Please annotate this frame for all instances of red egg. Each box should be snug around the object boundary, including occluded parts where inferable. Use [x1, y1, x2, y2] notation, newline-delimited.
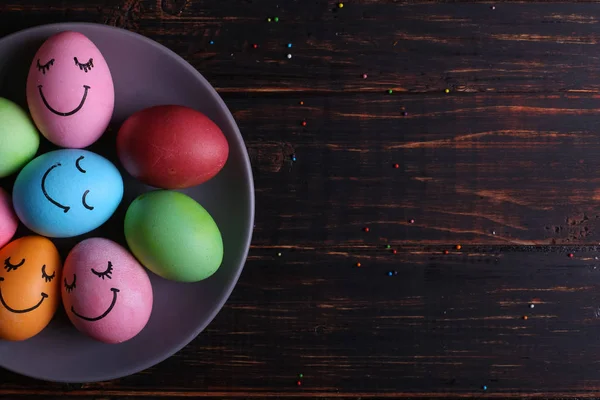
[117, 105, 229, 189]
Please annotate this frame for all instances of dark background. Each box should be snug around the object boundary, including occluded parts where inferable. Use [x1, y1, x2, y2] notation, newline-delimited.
[3, 0, 600, 398]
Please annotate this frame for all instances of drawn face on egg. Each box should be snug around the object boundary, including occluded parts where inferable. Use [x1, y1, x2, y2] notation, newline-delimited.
[42, 154, 95, 213]
[26, 31, 115, 148]
[12, 149, 124, 238]
[0, 236, 61, 341]
[62, 238, 153, 344]
[64, 260, 119, 322]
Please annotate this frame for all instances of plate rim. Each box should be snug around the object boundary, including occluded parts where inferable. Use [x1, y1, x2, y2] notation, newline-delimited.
[0, 22, 255, 383]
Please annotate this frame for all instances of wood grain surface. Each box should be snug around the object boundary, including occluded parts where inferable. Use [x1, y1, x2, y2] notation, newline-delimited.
[2, 0, 600, 398]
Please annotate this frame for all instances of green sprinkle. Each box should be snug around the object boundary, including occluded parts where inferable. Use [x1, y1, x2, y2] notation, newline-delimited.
[299, 373, 304, 378]
[274, 16, 280, 22]
[386, 245, 391, 249]
[387, 89, 393, 94]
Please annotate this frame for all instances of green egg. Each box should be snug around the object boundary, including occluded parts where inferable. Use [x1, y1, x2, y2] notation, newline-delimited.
[124, 190, 224, 282]
[0, 97, 40, 178]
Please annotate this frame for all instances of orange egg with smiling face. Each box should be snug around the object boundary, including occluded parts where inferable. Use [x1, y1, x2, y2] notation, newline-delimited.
[0, 236, 61, 341]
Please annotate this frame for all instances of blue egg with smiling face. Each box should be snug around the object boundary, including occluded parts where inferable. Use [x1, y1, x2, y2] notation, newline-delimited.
[13, 149, 123, 238]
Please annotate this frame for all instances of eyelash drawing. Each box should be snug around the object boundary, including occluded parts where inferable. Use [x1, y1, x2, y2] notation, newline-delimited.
[74, 57, 94, 73]
[91, 261, 113, 280]
[37, 59, 54, 75]
[65, 275, 77, 293]
[41, 265, 55, 283]
[4, 257, 25, 272]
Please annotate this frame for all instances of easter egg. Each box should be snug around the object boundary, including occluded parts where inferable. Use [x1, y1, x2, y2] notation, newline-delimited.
[124, 191, 223, 282]
[117, 105, 229, 189]
[0, 97, 40, 178]
[62, 238, 153, 344]
[12, 149, 123, 238]
[0, 236, 61, 341]
[26, 31, 114, 148]
[0, 188, 18, 249]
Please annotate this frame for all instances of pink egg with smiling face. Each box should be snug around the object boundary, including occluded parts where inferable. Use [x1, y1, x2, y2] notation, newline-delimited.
[62, 238, 153, 344]
[26, 31, 114, 148]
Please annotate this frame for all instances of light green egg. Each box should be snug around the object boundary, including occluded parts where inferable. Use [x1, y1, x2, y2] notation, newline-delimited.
[0, 97, 40, 178]
[124, 190, 224, 282]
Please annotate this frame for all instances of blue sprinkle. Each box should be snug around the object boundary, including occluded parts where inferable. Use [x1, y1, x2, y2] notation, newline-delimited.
[388, 271, 393, 276]
[483, 385, 488, 391]
[209, 40, 214, 45]
[292, 156, 297, 162]
[287, 43, 292, 48]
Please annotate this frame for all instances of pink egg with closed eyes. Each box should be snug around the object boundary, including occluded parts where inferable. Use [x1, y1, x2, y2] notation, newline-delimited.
[62, 238, 153, 344]
[26, 31, 114, 148]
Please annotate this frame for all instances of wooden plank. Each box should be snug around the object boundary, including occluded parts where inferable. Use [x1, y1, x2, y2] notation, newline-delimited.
[1, 248, 600, 397]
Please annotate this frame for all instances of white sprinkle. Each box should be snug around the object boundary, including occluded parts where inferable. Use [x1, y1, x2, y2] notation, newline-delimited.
[530, 304, 535, 309]
[287, 54, 292, 59]
[492, 231, 496, 235]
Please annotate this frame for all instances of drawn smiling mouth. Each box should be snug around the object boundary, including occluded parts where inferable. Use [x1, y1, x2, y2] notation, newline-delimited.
[0, 279, 48, 314]
[71, 288, 119, 322]
[38, 84, 90, 117]
[41, 163, 70, 213]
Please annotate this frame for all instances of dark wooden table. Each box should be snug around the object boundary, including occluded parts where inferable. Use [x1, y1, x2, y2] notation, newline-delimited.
[4, 0, 600, 398]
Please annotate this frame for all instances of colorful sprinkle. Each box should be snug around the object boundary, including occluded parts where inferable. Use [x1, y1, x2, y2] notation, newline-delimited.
[491, 5, 496, 10]
[277, 252, 282, 257]
[402, 111, 408, 116]
[291, 154, 297, 162]
[299, 101, 304, 105]
[409, 219, 415, 224]
[287, 53, 292, 59]
[297, 381, 302, 386]
[455, 245, 462, 250]
[445, 88, 450, 93]
[298, 373, 304, 378]
[483, 385, 488, 391]
[356, 262, 361, 267]
[392, 249, 397, 254]
[388, 271, 394, 276]
[386, 245, 391, 249]
[209, 40, 214, 45]
[338, 3, 344, 8]
[252, 43, 258, 49]
[364, 227, 370, 232]
[530, 304, 535, 309]
[444, 250, 449, 255]
[523, 315, 528, 320]
[301, 121, 307, 127]
[568, 253, 574, 258]
[287, 43, 293, 48]
[393, 163, 399, 169]
[362, 73, 368, 79]
[267, 17, 272, 22]
[387, 89, 393, 94]
[274, 16, 280, 22]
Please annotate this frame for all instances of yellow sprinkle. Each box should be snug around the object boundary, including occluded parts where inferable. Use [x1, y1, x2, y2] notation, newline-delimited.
[445, 88, 450, 94]
[338, 2, 344, 8]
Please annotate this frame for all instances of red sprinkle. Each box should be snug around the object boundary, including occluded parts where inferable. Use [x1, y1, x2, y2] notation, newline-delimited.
[297, 381, 302, 386]
[299, 101, 304, 105]
[392, 249, 397, 254]
[364, 227, 370, 232]
[568, 253, 574, 258]
[301, 121, 307, 127]
[443, 250, 449, 255]
[393, 163, 400, 169]
[252, 43, 258, 49]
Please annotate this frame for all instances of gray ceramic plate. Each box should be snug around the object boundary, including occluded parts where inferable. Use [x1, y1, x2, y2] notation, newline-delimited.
[0, 23, 254, 382]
